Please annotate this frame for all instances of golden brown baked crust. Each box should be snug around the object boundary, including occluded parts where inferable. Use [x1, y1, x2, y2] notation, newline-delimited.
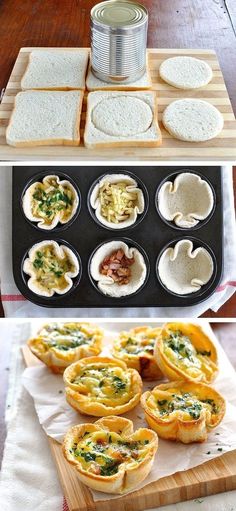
[27, 322, 103, 373]
[63, 356, 143, 416]
[141, 380, 225, 443]
[63, 416, 158, 494]
[154, 323, 218, 383]
[112, 326, 163, 380]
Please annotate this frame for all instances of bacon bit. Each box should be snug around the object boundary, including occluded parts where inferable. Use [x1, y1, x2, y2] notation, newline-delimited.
[99, 249, 134, 285]
[96, 438, 107, 446]
[111, 450, 126, 461]
[131, 450, 139, 460]
[141, 339, 150, 346]
[90, 463, 101, 475]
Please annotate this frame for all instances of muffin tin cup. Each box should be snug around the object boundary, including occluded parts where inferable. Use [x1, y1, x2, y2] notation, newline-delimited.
[21, 238, 82, 302]
[156, 236, 218, 299]
[21, 170, 82, 233]
[87, 169, 149, 231]
[88, 237, 150, 299]
[12, 165, 223, 308]
[155, 169, 216, 231]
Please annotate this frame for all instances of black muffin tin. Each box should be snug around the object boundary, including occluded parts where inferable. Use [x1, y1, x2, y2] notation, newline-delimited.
[12, 166, 223, 308]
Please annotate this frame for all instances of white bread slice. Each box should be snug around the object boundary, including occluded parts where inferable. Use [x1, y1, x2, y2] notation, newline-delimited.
[160, 56, 213, 89]
[21, 50, 89, 90]
[162, 99, 224, 142]
[84, 91, 162, 149]
[86, 63, 152, 91]
[6, 90, 83, 147]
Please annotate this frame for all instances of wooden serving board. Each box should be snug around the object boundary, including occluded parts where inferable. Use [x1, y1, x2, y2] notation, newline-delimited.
[0, 47, 236, 161]
[22, 345, 236, 511]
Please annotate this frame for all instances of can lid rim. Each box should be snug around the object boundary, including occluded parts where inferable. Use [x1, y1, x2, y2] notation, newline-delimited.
[91, 0, 148, 29]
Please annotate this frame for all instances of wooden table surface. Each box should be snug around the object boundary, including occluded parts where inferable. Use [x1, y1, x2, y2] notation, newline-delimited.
[0, 0, 235, 316]
[0, 0, 236, 113]
[0, 322, 235, 468]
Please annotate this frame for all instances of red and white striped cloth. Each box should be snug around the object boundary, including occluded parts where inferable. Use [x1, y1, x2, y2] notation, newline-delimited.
[0, 166, 235, 317]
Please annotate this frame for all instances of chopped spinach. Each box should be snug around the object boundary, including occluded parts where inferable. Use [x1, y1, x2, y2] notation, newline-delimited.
[197, 350, 211, 357]
[157, 399, 168, 407]
[201, 399, 218, 414]
[112, 375, 126, 393]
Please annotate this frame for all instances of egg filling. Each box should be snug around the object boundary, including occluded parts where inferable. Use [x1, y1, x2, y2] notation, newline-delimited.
[69, 430, 150, 476]
[32, 246, 74, 291]
[147, 389, 219, 421]
[31, 178, 74, 225]
[117, 334, 155, 357]
[35, 323, 95, 352]
[70, 364, 132, 405]
[163, 330, 216, 379]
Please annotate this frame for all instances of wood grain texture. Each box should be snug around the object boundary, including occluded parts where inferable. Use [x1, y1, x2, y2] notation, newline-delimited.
[0, 0, 235, 113]
[20, 340, 236, 511]
[0, 47, 235, 161]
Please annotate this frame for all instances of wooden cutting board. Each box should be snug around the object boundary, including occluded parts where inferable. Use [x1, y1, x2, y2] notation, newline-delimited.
[22, 345, 236, 511]
[0, 47, 236, 161]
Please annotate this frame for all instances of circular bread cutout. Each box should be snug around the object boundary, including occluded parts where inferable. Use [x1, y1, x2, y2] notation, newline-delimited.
[91, 96, 153, 136]
[157, 239, 214, 296]
[159, 56, 213, 89]
[163, 99, 224, 142]
[89, 239, 148, 298]
[157, 172, 214, 228]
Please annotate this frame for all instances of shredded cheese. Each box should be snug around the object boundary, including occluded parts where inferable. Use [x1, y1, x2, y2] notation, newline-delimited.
[99, 182, 138, 224]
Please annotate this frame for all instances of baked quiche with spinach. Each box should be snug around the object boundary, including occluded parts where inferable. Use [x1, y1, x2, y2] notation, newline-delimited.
[63, 416, 158, 494]
[141, 381, 225, 443]
[155, 323, 218, 382]
[28, 322, 103, 373]
[63, 356, 142, 416]
[112, 326, 162, 380]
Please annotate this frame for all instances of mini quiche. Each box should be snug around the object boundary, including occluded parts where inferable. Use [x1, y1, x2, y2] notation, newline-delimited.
[141, 381, 225, 443]
[23, 240, 80, 297]
[63, 356, 142, 416]
[22, 174, 79, 230]
[63, 416, 158, 494]
[154, 323, 218, 383]
[112, 326, 163, 380]
[27, 322, 103, 373]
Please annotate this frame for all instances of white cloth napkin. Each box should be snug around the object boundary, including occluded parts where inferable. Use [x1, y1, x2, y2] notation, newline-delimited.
[0, 320, 236, 511]
[0, 166, 235, 317]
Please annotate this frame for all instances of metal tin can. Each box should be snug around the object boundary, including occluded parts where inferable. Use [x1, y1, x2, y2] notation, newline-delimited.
[90, 0, 148, 84]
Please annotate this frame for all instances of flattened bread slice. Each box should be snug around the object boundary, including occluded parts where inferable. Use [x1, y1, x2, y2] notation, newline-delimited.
[157, 239, 214, 295]
[158, 172, 214, 228]
[84, 91, 162, 148]
[6, 90, 83, 147]
[21, 50, 89, 90]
